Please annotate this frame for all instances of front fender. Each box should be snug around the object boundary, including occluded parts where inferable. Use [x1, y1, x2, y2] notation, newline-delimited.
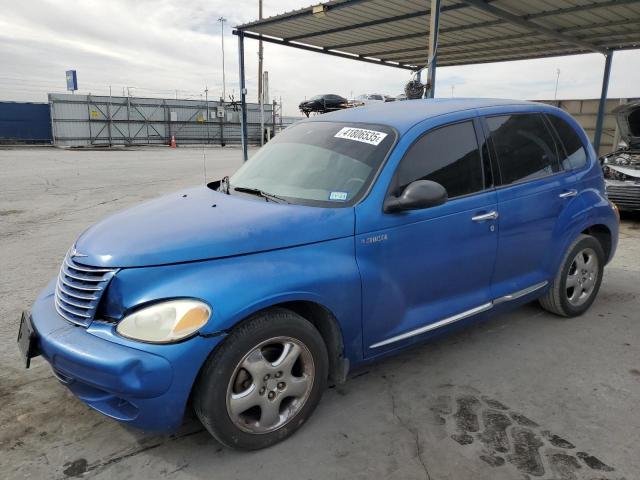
[102, 237, 363, 363]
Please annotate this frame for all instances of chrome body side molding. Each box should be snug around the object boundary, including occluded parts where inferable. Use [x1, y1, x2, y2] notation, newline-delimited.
[369, 281, 549, 349]
[492, 281, 548, 305]
[369, 303, 493, 349]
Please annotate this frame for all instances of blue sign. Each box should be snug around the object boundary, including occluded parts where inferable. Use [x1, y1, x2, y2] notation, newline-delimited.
[65, 70, 78, 91]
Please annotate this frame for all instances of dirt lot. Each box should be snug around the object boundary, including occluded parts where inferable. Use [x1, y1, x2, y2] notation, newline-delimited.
[1, 146, 639, 480]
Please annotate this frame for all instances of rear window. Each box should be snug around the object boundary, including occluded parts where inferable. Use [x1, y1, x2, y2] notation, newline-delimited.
[486, 113, 561, 185]
[546, 114, 588, 170]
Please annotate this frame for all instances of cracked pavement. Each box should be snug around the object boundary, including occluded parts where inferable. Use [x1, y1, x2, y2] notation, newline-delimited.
[1, 146, 639, 479]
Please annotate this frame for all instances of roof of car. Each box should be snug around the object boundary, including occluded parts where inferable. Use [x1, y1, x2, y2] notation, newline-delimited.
[306, 98, 544, 133]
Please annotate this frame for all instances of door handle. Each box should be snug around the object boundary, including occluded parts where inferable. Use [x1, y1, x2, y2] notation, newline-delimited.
[472, 211, 499, 222]
[559, 189, 578, 198]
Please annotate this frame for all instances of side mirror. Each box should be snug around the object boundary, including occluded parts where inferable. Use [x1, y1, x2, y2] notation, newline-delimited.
[384, 180, 448, 213]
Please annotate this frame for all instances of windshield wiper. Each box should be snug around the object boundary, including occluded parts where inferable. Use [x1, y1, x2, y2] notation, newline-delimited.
[232, 186, 290, 204]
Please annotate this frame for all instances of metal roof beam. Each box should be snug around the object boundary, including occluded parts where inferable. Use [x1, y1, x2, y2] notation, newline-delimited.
[284, 2, 479, 42]
[439, 45, 634, 67]
[231, 30, 416, 70]
[523, 0, 640, 21]
[327, 31, 426, 50]
[377, 17, 640, 60]
[236, 0, 371, 31]
[458, 0, 608, 55]
[286, 10, 430, 42]
[327, 0, 636, 54]
[400, 38, 617, 64]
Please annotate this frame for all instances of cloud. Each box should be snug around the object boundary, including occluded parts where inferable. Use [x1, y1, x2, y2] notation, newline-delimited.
[0, 0, 638, 115]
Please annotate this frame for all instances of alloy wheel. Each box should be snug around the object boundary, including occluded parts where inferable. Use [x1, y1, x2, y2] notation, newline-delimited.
[225, 336, 315, 434]
[565, 247, 599, 307]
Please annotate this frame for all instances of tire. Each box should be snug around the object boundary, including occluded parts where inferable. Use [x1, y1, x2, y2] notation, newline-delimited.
[193, 308, 328, 450]
[539, 234, 605, 317]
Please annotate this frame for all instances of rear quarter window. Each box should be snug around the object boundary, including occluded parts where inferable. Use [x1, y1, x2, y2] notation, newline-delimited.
[546, 114, 588, 171]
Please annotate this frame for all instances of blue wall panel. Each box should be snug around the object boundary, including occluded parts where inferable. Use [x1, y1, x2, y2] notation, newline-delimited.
[0, 102, 52, 143]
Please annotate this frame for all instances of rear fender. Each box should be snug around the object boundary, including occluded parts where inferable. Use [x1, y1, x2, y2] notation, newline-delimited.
[549, 181, 618, 275]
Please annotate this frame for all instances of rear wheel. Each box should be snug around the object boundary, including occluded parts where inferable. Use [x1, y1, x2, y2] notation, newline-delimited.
[539, 234, 605, 317]
[193, 308, 328, 450]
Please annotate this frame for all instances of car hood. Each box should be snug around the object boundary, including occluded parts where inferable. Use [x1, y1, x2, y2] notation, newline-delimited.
[74, 186, 354, 268]
[612, 101, 640, 148]
[605, 163, 640, 179]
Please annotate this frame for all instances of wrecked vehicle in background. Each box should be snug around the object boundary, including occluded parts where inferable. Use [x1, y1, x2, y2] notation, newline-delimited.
[299, 94, 348, 117]
[602, 101, 640, 211]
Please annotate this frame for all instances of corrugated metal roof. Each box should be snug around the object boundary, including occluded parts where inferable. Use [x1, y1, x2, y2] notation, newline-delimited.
[236, 0, 640, 69]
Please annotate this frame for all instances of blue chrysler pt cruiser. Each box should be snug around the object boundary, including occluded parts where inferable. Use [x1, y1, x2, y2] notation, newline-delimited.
[18, 99, 619, 450]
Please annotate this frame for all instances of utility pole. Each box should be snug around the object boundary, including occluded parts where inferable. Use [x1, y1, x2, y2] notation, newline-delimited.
[258, 0, 265, 145]
[218, 17, 227, 101]
[554, 68, 561, 100]
[205, 85, 209, 120]
[258, 0, 264, 105]
[425, 0, 441, 98]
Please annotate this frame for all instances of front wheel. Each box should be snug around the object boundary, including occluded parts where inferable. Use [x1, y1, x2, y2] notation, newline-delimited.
[539, 234, 605, 317]
[193, 308, 328, 450]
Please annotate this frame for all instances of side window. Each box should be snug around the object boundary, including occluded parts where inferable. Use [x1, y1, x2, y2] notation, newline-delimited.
[394, 121, 484, 199]
[546, 114, 588, 170]
[486, 113, 561, 185]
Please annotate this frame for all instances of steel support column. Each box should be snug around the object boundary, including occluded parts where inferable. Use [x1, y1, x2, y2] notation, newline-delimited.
[594, 51, 613, 155]
[238, 31, 248, 161]
[425, 0, 441, 98]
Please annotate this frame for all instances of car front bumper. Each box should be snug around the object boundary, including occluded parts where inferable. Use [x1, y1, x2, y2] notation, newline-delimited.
[29, 280, 225, 432]
[605, 179, 640, 211]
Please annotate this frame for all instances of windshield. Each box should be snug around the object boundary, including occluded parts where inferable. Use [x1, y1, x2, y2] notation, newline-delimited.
[229, 122, 396, 206]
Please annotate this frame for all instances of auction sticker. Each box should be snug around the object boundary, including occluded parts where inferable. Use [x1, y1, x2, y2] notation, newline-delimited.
[329, 191, 348, 201]
[334, 127, 387, 146]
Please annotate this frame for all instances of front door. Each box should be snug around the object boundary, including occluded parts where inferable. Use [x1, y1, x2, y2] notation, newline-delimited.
[358, 119, 499, 356]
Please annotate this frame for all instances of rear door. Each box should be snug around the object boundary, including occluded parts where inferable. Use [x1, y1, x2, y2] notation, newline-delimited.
[482, 112, 576, 299]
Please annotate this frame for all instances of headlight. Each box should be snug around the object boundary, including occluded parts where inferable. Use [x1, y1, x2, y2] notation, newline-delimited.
[116, 299, 211, 343]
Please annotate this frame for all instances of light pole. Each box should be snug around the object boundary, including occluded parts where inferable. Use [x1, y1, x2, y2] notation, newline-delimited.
[218, 17, 227, 101]
[554, 68, 561, 100]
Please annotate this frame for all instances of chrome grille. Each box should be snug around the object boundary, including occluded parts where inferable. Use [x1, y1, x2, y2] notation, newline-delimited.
[54, 253, 117, 326]
[606, 183, 640, 210]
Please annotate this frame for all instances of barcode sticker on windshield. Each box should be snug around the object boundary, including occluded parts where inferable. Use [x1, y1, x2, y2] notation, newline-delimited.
[329, 191, 348, 201]
[334, 127, 388, 146]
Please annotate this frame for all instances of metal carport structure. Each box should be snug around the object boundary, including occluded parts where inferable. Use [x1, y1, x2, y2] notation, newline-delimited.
[234, 0, 640, 161]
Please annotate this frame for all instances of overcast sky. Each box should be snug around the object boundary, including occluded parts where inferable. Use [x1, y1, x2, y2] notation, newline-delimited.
[1, 0, 639, 116]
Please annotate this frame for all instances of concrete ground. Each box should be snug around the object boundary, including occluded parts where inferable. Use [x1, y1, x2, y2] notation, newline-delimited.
[1, 146, 638, 480]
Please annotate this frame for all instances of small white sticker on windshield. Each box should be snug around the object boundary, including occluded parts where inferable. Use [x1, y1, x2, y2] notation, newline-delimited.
[334, 127, 388, 146]
[329, 191, 348, 201]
